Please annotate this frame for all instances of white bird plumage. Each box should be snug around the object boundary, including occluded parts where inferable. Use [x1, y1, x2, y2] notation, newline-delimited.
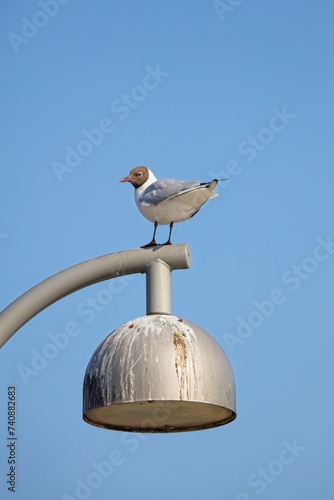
[120, 166, 219, 247]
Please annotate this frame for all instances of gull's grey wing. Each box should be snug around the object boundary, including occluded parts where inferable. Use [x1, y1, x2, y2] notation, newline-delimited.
[139, 179, 200, 205]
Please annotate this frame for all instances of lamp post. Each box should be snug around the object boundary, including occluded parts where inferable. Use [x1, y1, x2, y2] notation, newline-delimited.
[0, 245, 236, 433]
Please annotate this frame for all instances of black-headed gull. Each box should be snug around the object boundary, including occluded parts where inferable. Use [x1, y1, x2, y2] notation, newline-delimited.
[120, 166, 220, 247]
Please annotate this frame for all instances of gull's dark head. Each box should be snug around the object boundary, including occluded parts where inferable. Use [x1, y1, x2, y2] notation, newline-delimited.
[119, 166, 149, 188]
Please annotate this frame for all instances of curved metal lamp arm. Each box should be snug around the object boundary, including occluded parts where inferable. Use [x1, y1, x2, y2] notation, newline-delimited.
[0, 245, 191, 348]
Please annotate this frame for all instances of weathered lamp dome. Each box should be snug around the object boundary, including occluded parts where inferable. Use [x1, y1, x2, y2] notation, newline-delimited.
[83, 314, 236, 433]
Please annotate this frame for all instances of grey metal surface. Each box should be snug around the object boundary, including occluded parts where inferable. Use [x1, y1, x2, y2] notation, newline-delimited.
[0, 245, 191, 348]
[83, 314, 236, 432]
[146, 259, 172, 315]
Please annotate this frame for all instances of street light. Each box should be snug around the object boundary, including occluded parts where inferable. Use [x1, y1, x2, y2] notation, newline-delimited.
[0, 245, 236, 433]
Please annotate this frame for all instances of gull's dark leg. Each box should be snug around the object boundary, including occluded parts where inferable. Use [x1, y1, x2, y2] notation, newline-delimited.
[141, 221, 158, 248]
[162, 222, 173, 246]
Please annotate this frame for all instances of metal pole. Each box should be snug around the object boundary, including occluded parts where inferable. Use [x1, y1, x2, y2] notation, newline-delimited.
[0, 245, 191, 348]
[146, 259, 171, 315]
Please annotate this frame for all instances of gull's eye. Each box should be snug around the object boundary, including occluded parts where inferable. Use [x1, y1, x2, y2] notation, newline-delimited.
[137, 172, 142, 177]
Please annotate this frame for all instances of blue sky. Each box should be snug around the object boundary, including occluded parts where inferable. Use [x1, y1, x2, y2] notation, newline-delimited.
[1, 0, 334, 498]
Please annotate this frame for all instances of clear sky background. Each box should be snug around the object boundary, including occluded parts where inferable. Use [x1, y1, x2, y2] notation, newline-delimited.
[1, 1, 334, 499]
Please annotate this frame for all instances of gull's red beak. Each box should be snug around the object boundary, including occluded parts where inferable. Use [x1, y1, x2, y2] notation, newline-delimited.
[119, 176, 129, 183]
